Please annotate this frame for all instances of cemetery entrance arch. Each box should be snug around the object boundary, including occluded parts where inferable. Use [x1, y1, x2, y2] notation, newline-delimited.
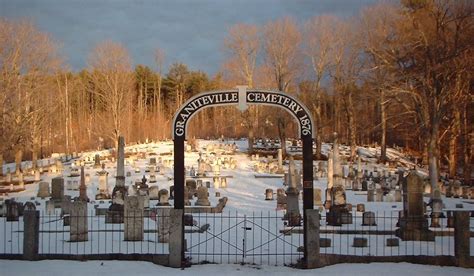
[172, 87, 315, 264]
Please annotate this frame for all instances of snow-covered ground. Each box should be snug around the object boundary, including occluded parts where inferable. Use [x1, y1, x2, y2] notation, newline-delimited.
[0, 139, 473, 266]
[0, 260, 473, 276]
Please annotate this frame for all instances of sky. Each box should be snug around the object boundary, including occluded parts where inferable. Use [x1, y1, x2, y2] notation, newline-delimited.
[0, 0, 377, 75]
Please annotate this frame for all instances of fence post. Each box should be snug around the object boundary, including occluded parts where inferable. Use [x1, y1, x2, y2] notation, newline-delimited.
[169, 208, 184, 268]
[305, 209, 320, 268]
[454, 211, 470, 268]
[23, 210, 40, 260]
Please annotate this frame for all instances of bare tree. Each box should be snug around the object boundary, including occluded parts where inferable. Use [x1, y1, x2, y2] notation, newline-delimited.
[0, 18, 60, 171]
[303, 15, 339, 159]
[154, 48, 165, 139]
[330, 19, 364, 161]
[88, 40, 133, 147]
[376, 1, 473, 192]
[360, 3, 401, 162]
[223, 23, 260, 151]
[262, 17, 302, 156]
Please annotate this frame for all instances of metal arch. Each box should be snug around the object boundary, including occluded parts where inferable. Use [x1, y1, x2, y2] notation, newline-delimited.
[171, 89, 315, 140]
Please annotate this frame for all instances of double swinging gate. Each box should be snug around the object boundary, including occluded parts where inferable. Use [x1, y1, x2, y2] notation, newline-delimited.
[172, 87, 315, 266]
[185, 211, 303, 265]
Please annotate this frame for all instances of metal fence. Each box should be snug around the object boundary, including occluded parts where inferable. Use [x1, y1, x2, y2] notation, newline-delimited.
[0, 216, 24, 254]
[318, 211, 458, 257]
[0, 209, 472, 268]
[185, 211, 303, 266]
[0, 210, 170, 255]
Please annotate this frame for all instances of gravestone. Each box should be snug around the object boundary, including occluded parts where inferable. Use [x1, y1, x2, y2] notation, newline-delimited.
[362, 211, 377, 226]
[51, 177, 64, 201]
[124, 196, 144, 241]
[327, 185, 350, 226]
[45, 200, 55, 215]
[169, 185, 175, 200]
[61, 199, 72, 226]
[34, 170, 41, 182]
[313, 188, 322, 207]
[24, 201, 36, 211]
[96, 169, 110, 200]
[386, 238, 399, 247]
[149, 186, 160, 200]
[361, 180, 368, 191]
[93, 154, 101, 169]
[220, 177, 228, 188]
[37, 182, 50, 198]
[136, 176, 150, 208]
[356, 204, 365, 212]
[375, 188, 384, 202]
[367, 188, 375, 202]
[265, 189, 274, 200]
[184, 186, 191, 206]
[79, 166, 89, 202]
[70, 201, 88, 242]
[110, 138, 127, 209]
[157, 189, 170, 206]
[6, 200, 19, 221]
[286, 158, 301, 226]
[156, 208, 171, 243]
[353, 237, 368, 247]
[106, 139, 127, 224]
[396, 171, 434, 241]
[213, 177, 220, 189]
[276, 188, 287, 209]
[195, 186, 211, 206]
[186, 179, 197, 194]
[327, 152, 334, 194]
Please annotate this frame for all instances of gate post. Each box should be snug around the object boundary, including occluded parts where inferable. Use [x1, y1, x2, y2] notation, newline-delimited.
[454, 211, 470, 268]
[169, 208, 184, 268]
[171, 136, 185, 268]
[23, 210, 40, 260]
[174, 137, 185, 209]
[305, 209, 320, 268]
[302, 135, 314, 268]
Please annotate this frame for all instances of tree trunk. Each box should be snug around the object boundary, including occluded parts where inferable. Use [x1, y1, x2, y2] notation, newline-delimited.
[0, 153, 3, 176]
[347, 93, 357, 161]
[428, 122, 440, 195]
[380, 89, 387, 163]
[248, 127, 254, 153]
[313, 100, 323, 160]
[462, 104, 472, 184]
[31, 144, 38, 170]
[277, 117, 287, 157]
[448, 110, 461, 177]
[15, 149, 23, 174]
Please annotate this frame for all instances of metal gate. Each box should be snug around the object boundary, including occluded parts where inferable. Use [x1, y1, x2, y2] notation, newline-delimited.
[185, 211, 303, 266]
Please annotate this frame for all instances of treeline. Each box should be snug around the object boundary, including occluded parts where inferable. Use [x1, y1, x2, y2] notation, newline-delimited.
[0, 0, 472, 184]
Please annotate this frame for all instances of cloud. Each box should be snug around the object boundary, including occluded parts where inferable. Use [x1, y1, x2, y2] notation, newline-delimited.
[0, 0, 376, 74]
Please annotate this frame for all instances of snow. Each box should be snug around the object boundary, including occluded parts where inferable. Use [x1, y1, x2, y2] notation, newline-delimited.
[0, 260, 473, 276]
[1, 139, 473, 267]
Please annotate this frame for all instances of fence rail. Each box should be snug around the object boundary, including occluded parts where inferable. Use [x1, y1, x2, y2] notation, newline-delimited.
[0, 208, 472, 268]
[185, 211, 303, 266]
[0, 211, 170, 255]
[318, 211, 457, 256]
